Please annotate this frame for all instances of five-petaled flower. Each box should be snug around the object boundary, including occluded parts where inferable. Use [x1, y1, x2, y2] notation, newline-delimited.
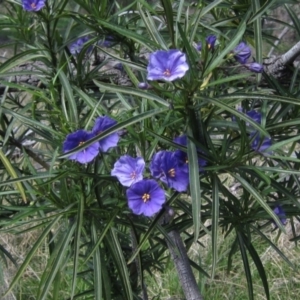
[69, 36, 89, 55]
[147, 49, 189, 82]
[92, 116, 120, 152]
[150, 150, 189, 192]
[126, 179, 166, 217]
[233, 42, 251, 64]
[205, 35, 217, 50]
[173, 135, 207, 172]
[22, 0, 46, 11]
[247, 62, 264, 73]
[63, 130, 99, 164]
[273, 205, 287, 226]
[111, 155, 145, 187]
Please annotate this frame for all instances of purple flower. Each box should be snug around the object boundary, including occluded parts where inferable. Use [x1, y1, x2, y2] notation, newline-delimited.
[205, 35, 217, 50]
[98, 36, 114, 48]
[92, 116, 120, 152]
[150, 151, 189, 192]
[69, 36, 89, 55]
[247, 62, 264, 73]
[111, 155, 145, 187]
[174, 135, 207, 171]
[63, 130, 99, 164]
[195, 42, 202, 51]
[273, 205, 287, 226]
[147, 49, 189, 82]
[22, 0, 46, 11]
[246, 110, 261, 125]
[250, 132, 272, 152]
[233, 42, 251, 64]
[126, 179, 165, 217]
[113, 63, 123, 71]
[138, 82, 152, 90]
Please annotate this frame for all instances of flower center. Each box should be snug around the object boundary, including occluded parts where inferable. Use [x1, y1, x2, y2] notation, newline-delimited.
[78, 141, 85, 146]
[130, 171, 136, 179]
[163, 69, 171, 77]
[31, 2, 36, 8]
[168, 168, 176, 177]
[142, 193, 150, 203]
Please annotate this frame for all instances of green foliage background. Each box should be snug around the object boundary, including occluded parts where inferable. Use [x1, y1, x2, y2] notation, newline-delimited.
[0, 0, 300, 299]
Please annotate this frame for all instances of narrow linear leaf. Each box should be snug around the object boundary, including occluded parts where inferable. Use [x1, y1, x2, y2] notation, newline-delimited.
[187, 129, 201, 242]
[0, 149, 26, 203]
[230, 173, 286, 232]
[71, 197, 85, 299]
[211, 174, 219, 278]
[91, 218, 102, 300]
[106, 228, 133, 300]
[38, 222, 76, 300]
[237, 230, 254, 300]
[58, 71, 78, 125]
[93, 80, 170, 107]
[4, 215, 63, 296]
[241, 232, 270, 300]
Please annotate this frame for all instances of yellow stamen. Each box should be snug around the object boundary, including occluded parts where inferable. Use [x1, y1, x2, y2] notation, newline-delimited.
[168, 168, 176, 177]
[163, 69, 171, 77]
[142, 193, 150, 203]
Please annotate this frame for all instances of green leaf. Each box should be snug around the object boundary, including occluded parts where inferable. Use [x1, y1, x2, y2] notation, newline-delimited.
[93, 80, 170, 107]
[106, 228, 133, 300]
[138, 4, 167, 49]
[91, 218, 102, 300]
[58, 70, 78, 126]
[190, 0, 224, 44]
[250, 224, 295, 270]
[187, 128, 201, 243]
[237, 230, 254, 300]
[0, 149, 26, 203]
[211, 174, 219, 278]
[285, 4, 300, 37]
[241, 232, 270, 300]
[38, 222, 76, 300]
[71, 196, 85, 299]
[251, 0, 263, 82]
[230, 173, 286, 232]
[160, 0, 175, 47]
[4, 215, 63, 296]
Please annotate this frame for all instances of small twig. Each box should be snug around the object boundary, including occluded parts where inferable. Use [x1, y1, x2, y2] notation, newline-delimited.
[0, 130, 50, 170]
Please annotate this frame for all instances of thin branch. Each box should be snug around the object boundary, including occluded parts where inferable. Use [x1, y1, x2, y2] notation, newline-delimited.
[0, 130, 50, 170]
[162, 207, 204, 300]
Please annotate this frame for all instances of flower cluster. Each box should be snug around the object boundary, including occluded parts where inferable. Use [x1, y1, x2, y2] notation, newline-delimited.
[111, 134, 206, 217]
[111, 155, 165, 217]
[22, 0, 46, 11]
[233, 42, 263, 73]
[63, 116, 120, 164]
